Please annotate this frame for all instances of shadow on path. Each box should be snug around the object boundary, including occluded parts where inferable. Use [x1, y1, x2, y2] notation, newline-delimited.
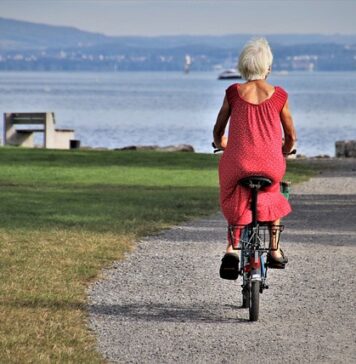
[284, 194, 356, 245]
[89, 302, 250, 324]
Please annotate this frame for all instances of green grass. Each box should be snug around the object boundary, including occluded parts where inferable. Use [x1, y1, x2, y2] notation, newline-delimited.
[284, 159, 316, 184]
[0, 148, 316, 363]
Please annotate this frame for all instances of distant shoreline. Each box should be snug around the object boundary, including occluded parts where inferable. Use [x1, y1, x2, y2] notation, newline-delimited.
[1, 70, 356, 73]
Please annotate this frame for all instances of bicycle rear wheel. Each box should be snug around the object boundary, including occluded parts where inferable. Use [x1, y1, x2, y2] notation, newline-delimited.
[249, 281, 260, 321]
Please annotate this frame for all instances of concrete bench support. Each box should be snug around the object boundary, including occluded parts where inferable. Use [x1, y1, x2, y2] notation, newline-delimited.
[3, 112, 75, 149]
[335, 140, 356, 158]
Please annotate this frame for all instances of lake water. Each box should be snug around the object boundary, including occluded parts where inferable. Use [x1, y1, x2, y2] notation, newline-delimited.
[0, 71, 355, 156]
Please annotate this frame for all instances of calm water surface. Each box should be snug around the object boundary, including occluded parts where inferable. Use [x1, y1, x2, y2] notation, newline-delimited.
[0, 71, 355, 156]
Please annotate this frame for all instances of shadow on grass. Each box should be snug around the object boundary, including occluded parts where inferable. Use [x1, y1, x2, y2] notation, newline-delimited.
[1, 298, 85, 311]
[2, 298, 248, 323]
[0, 148, 219, 170]
[0, 184, 219, 234]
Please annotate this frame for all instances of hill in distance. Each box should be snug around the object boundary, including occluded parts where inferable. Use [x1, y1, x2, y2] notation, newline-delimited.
[1, 17, 356, 51]
[0, 17, 355, 71]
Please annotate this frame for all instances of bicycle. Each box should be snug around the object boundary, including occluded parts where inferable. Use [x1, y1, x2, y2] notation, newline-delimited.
[213, 143, 293, 321]
[230, 177, 289, 321]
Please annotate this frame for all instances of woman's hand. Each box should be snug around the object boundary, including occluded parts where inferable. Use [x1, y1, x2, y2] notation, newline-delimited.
[216, 135, 228, 150]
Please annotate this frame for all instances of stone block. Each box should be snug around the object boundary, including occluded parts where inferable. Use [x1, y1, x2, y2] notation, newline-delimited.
[335, 140, 356, 158]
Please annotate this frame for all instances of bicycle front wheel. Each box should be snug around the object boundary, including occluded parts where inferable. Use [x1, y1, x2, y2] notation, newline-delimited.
[249, 281, 260, 321]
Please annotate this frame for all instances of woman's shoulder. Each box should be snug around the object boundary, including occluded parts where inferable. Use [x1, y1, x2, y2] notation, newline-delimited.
[225, 83, 240, 105]
[226, 83, 239, 92]
[273, 85, 288, 110]
[274, 85, 288, 97]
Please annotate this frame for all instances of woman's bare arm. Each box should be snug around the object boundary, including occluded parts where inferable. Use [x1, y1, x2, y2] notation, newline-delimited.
[213, 96, 231, 149]
[280, 99, 297, 155]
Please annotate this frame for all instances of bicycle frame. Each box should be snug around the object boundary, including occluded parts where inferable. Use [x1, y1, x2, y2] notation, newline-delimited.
[228, 180, 288, 320]
[235, 226, 269, 293]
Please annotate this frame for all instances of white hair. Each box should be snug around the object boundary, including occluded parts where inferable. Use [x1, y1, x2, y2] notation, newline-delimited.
[237, 38, 273, 81]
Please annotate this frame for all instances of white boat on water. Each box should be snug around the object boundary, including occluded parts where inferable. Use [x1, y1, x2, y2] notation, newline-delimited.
[184, 54, 191, 74]
[218, 69, 242, 80]
[275, 70, 289, 76]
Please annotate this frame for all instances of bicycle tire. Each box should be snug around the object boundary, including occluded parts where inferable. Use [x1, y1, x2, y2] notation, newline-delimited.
[249, 281, 260, 321]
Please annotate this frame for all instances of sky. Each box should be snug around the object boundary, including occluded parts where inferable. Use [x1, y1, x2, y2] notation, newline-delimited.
[0, 0, 355, 36]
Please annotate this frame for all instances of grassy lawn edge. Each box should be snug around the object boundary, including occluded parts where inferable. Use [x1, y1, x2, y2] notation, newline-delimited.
[0, 148, 319, 363]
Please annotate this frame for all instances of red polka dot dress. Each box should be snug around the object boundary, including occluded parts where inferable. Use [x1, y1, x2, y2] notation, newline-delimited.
[219, 83, 292, 228]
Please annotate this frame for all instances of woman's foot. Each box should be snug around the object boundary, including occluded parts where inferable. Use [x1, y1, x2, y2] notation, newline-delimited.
[267, 248, 288, 268]
[270, 248, 288, 263]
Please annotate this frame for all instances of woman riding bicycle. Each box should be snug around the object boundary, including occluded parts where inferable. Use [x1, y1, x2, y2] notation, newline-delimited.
[213, 38, 297, 270]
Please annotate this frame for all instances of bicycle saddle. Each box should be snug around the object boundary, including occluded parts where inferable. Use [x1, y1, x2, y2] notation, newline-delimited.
[239, 176, 272, 188]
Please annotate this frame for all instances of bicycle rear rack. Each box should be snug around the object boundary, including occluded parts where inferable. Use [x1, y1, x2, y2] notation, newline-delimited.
[229, 224, 284, 251]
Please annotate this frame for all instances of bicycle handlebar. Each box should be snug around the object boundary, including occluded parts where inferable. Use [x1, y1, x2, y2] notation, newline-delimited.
[212, 142, 297, 156]
[212, 142, 224, 153]
[284, 149, 297, 156]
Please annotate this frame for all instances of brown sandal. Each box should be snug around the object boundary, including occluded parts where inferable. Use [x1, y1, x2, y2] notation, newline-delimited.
[267, 251, 287, 269]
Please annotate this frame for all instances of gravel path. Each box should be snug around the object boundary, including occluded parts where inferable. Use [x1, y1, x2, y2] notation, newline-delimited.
[88, 159, 356, 364]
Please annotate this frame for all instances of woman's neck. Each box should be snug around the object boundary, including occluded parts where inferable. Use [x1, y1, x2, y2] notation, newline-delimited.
[246, 79, 267, 84]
